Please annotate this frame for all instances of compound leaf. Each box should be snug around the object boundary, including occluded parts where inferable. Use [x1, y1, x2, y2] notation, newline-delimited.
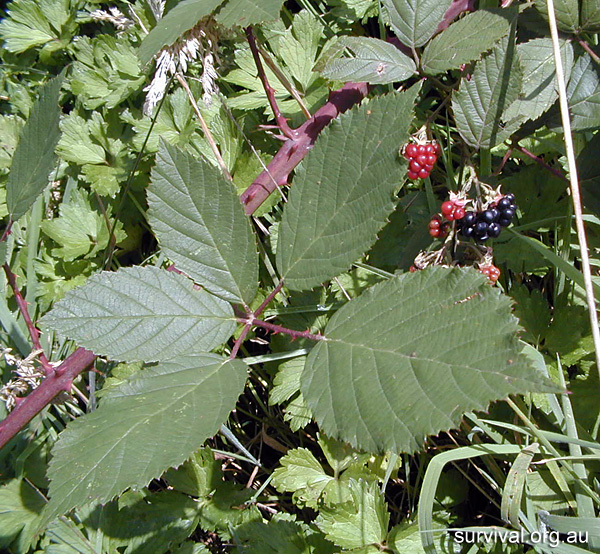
[7, 73, 63, 221]
[138, 0, 224, 66]
[43, 354, 248, 522]
[421, 10, 511, 75]
[321, 36, 416, 84]
[381, 0, 453, 48]
[41, 266, 236, 362]
[452, 35, 523, 149]
[302, 267, 557, 454]
[148, 141, 259, 306]
[277, 87, 418, 291]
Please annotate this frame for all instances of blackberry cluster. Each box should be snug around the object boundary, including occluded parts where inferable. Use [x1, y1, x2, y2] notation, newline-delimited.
[403, 141, 441, 180]
[457, 193, 517, 243]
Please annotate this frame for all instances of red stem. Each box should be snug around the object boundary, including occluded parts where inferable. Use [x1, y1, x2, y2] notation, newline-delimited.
[254, 281, 284, 318]
[0, 348, 96, 450]
[3, 264, 54, 375]
[230, 323, 252, 359]
[0, 218, 13, 243]
[250, 318, 325, 342]
[577, 37, 600, 65]
[245, 26, 296, 141]
[512, 142, 569, 182]
[240, 81, 370, 215]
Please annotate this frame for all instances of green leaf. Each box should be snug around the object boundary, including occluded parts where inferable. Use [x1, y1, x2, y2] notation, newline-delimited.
[421, 10, 511, 75]
[148, 140, 259, 306]
[581, 0, 600, 31]
[56, 113, 106, 165]
[272, 447, 334, 508]
[302, 267, 557, 454]
[164, 448, 222, 498]
[380, 0, 453, 48]
[138, 0, 224, 66]
[235, 514, 336, 554]
[504, 38, 574, 123]
[7, 73, 63, 221]
[44, 354, 248, 522]
[216, 0, 286, 28]
[0, 479, 45, 551]
[269, 357, 312, 431]
[277, 87, 418, 291]
[452, 35, 523, 149]
[567, 51, 600, 131]
[534, 0, 580, 33]
[321, 36, 416, 84]
[41, 190, 126, 261]
[316, 479, 389, 550]
[41, 266, 236, 362]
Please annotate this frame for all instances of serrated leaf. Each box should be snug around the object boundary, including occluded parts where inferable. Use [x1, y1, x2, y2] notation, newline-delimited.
[148, 141, 259, 305]
[216, 0, 285, 28]
[138, 0, 224, 66]
[41, 266, 236, 362]
[567, 52, 600, 131]
[581, 0, 600, 31]
[0, 479, 45, 551]
[381, 0, 453, 48]
[321, 36, 416, 84]
[421, 10, 511, 74]
[56, 113, 106, 166]
[276, 88, 418, 291]
[44, 354, 248, 522]
[302, 267, 557, 454]
[7, 73, 63, 221]
[272, 448, 334, 508]
[504, 38, 574, 123]
[452, 35, 523, 149]
[534, 0, 579, 33]
[316, 479, 389, 550]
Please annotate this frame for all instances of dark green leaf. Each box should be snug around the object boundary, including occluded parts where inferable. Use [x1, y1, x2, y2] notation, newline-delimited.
[534, 0, 580, 33]
[321, 36, 416, 84]
[138, 0, 224, 66]
[381, 0, 453, 48]
[277, 87, 418, 291]
[581, 0, 600, 31]
[421, 10, 511, 75]
[0, 479, 45, 551]
[41, 266, 236, 362]
[148, 141, 259, 305]
[44, 354, 248, 521]
[452, 36, 523, 149]
[567, 52, 600, 131]
[216, 0, 285, 28]
[7, 73, 63, 221]
[302, 267, 557, 454]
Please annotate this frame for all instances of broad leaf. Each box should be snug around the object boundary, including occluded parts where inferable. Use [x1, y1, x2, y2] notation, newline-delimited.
[216, 0, 285, 28]
[0, 479, 45, 551]
[7, 73, 63, 221]
[452, 35, 523, 149]
[567, 52, 600, 131]
[301, 267, 557, 454]
[316, 479, 389, 550]
[43, 354, 247, 522]
[148, 141, 259, 305]
[534, 0, 579, 33]
[381, 0, 453, 48]
[504, 38, 574, 123]
[321, 36, 416, 84]
[421, 10, 511, 75]
[138, 0, 224, 66]
[276, 87, 418, 291]
[41, 266, 236, 362]
[581, 0, 600, 31]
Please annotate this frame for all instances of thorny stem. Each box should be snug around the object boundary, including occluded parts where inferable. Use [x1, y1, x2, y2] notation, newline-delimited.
[0, 217, 13, 243]
[249, 318, 325, 342]
[254, 281, 284, 319]
[547, 0, 600, 384]
[230, 323, 252, 359]
[577, 36, 600, 65]
[3, 264, 54, 375]
[241, 81, 369, 214]
[245, 27, 296, 140]
[175, 73, 233, 182]
[0, 348, 96, 450]
[511, 141, 568, 182]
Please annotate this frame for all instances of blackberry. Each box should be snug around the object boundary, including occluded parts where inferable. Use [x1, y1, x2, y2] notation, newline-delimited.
[501, 208, 515, 220]
[498, 217, 512, 227]
[475, 222, 488, 234]
[488, 222, 501, 237]
[497, 198, 512, 210]
[481, 209, 499, 223]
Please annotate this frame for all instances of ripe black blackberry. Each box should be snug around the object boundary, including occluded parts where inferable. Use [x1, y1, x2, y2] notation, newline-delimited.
[457, 193, 517, 242]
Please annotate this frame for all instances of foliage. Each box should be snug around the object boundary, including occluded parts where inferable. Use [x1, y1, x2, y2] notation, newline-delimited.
[0, 0, 600, 553]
